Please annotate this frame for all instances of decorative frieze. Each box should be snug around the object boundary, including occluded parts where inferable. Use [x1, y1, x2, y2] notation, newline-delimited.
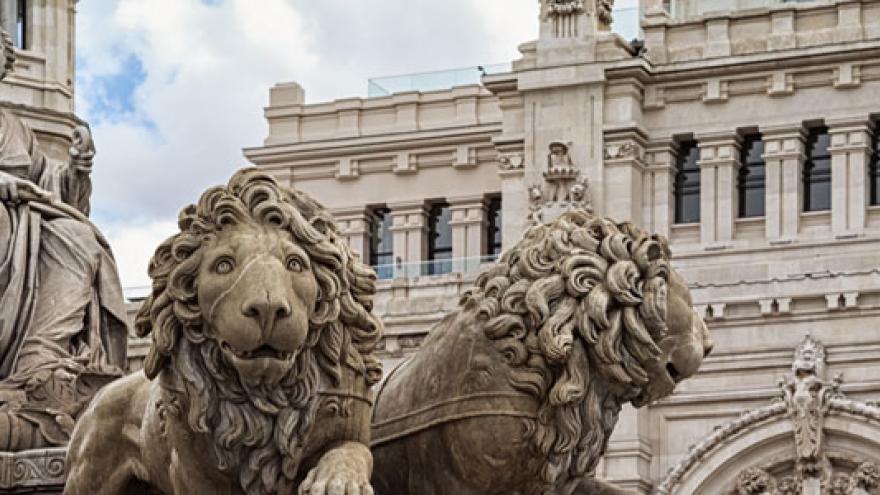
[0, 448, 67, 491]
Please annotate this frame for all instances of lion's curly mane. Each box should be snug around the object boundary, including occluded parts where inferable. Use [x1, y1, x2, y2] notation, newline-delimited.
[134, 168, 382, 495]
[461, 210, 671, 489]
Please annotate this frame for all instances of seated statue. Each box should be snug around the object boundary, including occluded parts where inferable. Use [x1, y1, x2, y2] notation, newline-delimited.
[65, 168, 383, 495]
[0, 28, 128, 451]
[370, 210, 713, 494]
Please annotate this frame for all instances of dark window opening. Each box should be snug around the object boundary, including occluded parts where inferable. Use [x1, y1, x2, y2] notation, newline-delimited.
[871, 124, 880, 206]
[15, 0, 26, 49]
[485, 195, 502, 259]
[427, 201, 452, 275]
[803, 126, 831, 212]
[738, 134, 766, 218]
[674, 140, 701, 224]
[369, 207, 393, 279]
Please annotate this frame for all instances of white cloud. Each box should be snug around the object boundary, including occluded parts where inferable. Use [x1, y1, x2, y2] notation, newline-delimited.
[75, 0, 540, 288]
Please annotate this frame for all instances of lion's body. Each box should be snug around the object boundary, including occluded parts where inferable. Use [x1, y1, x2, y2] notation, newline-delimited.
[372, 312, 545, 495]
[371, 211, 712, 495]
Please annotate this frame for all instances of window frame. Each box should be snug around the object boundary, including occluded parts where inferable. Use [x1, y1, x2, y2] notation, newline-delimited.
[485, 195, 502, 258]
[368, 207, 394, 279]
[674, 140, 701, 224]
[426, 201, 452, 276]
[738, 133, 766, 218]
[802, 126, 832, 213]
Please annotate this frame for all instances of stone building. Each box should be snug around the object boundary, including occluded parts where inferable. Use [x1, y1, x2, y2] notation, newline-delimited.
[0, 0, 80, 160]
[244, 0, 880, 492]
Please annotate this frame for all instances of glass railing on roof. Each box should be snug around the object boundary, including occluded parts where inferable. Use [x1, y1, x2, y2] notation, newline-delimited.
[657, 0, 832, 19]
[367, 64, 511, 97]
[367, 4, 641, 97]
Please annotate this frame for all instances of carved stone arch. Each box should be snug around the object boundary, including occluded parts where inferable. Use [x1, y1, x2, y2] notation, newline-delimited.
[669, 414, 880, 494]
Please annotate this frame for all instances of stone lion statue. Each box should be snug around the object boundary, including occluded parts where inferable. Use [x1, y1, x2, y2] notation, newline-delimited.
[371, 210, 712, 494]
[65, 169, 382, 495]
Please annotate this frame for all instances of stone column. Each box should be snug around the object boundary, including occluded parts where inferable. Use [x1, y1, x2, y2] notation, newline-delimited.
[448, 195, 487, 274]
[497, 148, 527, 252]
[828, 117, 874, 238]
[0, 0, 16, 42]
[602, 404, 653, 493]
[332, 207, 371, 262]
[643, 139, 678, 238]
[603, 132, 647, 224]
[697, 132, 742, 248]
[388, 201, 427, 278]
[762, 125, 806, 243]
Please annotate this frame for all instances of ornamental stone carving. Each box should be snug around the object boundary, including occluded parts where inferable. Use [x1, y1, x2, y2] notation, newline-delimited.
[658, 335, 880, 495]
[735, 467, 776, 494]
[527, 141, 591, 225]
[498, 151, 524, 172]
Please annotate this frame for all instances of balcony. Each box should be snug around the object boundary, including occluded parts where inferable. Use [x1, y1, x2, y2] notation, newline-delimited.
[371, 254, 499, 280]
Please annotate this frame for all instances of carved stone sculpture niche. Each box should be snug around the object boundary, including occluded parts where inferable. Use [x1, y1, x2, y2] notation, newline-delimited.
[528, 140, 591, 226]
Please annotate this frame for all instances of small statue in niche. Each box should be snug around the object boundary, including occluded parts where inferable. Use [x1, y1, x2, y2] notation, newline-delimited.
[527, 141, 591, 226]
[0, 26, 128, 452]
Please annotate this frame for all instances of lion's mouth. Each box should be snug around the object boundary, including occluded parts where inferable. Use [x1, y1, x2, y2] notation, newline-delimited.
[220, 341, 293, 361]
[666, 362, 683, 383]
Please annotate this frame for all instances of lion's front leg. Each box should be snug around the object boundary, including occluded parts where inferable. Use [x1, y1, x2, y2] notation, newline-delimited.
[298, 441, 374, 495]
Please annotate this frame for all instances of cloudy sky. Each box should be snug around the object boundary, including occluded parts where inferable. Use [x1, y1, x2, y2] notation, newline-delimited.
[75, 0, 639, 292]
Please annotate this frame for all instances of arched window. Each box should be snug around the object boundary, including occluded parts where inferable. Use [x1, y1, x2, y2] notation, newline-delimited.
[871, 124, 880, 206]
[738, 134, 766, 218]
[427, 201, 452, 275]
[674, 140, 701, 224]
[369, 207, 394, 279]
[485, 195, 502, 259]
[803, 126, 831, 212]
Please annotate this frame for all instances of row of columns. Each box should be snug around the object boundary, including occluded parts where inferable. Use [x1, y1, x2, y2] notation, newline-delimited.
[621, 117, 876, 248]
[332, 196, 491, 276]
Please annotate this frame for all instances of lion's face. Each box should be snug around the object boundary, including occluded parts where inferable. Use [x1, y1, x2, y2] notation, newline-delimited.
[197, 222, 318, 387]
[637, 270, 713, 406]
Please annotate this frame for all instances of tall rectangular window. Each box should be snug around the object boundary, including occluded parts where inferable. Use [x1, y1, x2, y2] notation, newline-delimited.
[15, 0, 25, 49]
[426, 201, 452, 275]
[674, 140, 701, 224]
[803, 126, 831, 212]
[369, 207, 393, 279]
[738, 134, 766, 218]
[871, 124, 880, 206]
[485, 195, 502, 259]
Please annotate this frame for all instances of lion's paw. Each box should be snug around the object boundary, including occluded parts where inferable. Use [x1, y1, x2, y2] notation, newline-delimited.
[298, 443, 374, 495]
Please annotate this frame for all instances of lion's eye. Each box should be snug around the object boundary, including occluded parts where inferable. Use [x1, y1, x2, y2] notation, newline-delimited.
[214, 257, 235, 274]
[286, 257, 304, 272]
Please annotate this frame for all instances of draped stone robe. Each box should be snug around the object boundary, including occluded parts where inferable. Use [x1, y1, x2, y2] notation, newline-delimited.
[0, 109, 128, 450]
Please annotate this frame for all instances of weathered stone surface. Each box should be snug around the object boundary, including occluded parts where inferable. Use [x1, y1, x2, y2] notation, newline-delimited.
[370, 210, 712, 494]
[64, 169, 383, 495]
[0, 26, 128, 453]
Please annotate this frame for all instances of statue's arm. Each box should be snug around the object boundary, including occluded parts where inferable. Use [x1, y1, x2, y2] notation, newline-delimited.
[60, 126, 95, 215]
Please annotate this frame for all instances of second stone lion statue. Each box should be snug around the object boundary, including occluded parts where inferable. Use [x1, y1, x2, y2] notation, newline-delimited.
[370, 211, 713, 494]
[65, 169, 382, 495]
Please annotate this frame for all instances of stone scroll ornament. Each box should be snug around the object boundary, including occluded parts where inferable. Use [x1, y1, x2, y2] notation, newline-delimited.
[529, 140, 592, 226]
[0, 26, 128, 452]
[65, 168, 383, 495]
[370, 210, 714, 494]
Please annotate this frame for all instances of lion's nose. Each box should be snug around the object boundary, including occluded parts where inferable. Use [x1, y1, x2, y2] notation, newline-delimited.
[242, 292, 292, 333]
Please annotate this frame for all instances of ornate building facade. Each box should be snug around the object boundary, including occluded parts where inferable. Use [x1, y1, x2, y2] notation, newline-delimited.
[0, 0, 80, 160]
[244, 0, 880, 493]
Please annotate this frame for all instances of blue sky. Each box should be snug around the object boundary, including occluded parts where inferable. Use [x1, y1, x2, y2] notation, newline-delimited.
[75, 0, 638, 291]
